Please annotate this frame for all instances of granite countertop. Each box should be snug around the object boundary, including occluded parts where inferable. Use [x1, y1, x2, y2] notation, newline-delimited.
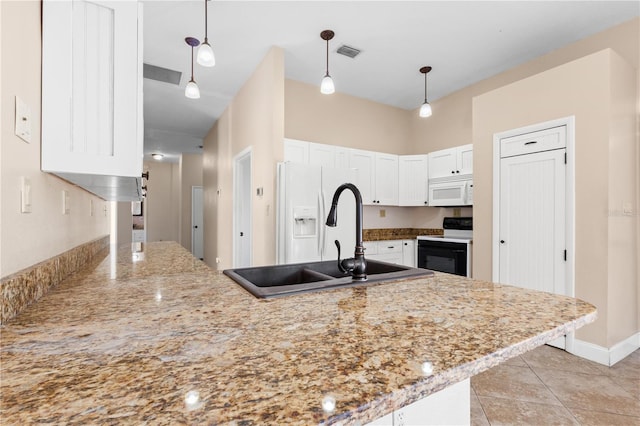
[0, 241, 596, 424]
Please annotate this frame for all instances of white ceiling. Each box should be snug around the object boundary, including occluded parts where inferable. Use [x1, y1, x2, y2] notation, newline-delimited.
[142, 1, 639, 162]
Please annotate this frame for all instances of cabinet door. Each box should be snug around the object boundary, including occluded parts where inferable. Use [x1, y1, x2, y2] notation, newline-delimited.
[374, 153, 399, 205]
[458, 144, 473, 175]
[348, 149, 376, 205]
[427, 148, 457, 179]
[42, 0, 142, 178]
[399, 155, 428, 206]
[402, 240, 416, 267]
[335, 147, 350, 169]
[308, 142, 336, 168]
[283, 139, 309, 163]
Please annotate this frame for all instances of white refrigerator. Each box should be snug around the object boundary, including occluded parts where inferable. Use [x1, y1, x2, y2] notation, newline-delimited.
[276, 162, 357, 264]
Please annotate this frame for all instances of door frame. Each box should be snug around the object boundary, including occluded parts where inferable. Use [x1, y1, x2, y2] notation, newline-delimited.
[492, 116, 575, 346]
[191, 185, 203, 259]
[233, 146, 252, 267]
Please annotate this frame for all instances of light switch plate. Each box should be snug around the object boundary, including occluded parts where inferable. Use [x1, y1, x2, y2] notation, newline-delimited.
[21, 177, 32, 213]
[15, 96, 32, 143]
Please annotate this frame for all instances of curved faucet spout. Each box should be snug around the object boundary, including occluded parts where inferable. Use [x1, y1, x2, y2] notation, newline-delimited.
[325, 183, 366, 281]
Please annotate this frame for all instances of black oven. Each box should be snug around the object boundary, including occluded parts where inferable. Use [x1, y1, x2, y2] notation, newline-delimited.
[417, 239, 470, 277]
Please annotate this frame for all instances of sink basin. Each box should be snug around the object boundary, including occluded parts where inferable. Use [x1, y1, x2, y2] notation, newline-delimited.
[223, 259, 434, 299]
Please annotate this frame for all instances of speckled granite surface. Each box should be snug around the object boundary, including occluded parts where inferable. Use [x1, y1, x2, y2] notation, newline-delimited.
[363, 228, 443, 241]
[0, 235, 109, 324]
[0, 242, 596, 425]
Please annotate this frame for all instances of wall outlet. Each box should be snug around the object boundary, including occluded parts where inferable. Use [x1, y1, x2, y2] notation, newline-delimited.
[21, 177, 32, 213]
[379, 209, 386, 218]
[62, 190, 70, 215]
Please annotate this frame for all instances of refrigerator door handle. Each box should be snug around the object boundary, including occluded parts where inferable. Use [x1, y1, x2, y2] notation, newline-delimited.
[318, 191, 325, 257]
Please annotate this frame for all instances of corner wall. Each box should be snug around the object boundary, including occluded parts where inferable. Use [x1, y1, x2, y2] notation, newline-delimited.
[0, 1, 110, 278]
[203, 47, 285, 269]
[472, 49, 637, 351]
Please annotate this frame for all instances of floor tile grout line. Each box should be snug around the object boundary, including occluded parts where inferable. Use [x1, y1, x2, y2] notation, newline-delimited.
[527, 363, 583, 425]
[471, 385, 491, 425]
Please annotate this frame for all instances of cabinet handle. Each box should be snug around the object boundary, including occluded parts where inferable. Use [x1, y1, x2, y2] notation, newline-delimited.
[500, 240, 505, 244]
[451, 171, 455, 174]
[141, 171, 150, 180]
[456, 170, 460, 173]
[524, 141, 538, 146]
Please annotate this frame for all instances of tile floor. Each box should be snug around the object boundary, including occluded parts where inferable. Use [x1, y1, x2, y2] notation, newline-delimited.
[471, 345, 640, 425]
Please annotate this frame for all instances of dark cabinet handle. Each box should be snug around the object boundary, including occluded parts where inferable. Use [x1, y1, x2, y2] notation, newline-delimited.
[500, 240, 505, 244]
[524, 141, 538, 146]
[141, 171, 149, 180]
[451, 171, 455, 174]
[456, 170, 460, 173]
[194, 225, 198, 229]
[240, 232, 244, 236]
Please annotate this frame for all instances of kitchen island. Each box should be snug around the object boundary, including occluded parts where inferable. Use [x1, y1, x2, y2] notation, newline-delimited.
[0, 242, 596, 424]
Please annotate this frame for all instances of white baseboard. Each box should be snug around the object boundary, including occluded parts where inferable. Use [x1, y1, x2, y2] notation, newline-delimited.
[568, 332, 639, 366]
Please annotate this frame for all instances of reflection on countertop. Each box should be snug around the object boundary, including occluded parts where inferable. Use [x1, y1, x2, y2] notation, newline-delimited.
[0, 242, 596, 425]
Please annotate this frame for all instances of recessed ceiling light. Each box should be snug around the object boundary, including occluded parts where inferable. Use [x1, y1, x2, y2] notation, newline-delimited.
[152, 153, 164, 160]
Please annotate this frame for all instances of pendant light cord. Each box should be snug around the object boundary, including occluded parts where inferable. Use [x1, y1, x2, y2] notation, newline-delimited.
[424, 72, 428, 103]
[326, 39, 329, 76]
[204, 0, 208, 42]
[191, 46, 195, 81]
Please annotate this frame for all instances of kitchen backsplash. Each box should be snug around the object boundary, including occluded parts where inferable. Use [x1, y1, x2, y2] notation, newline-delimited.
[0, 235, 109, 324]
[364, 228, 443, 241]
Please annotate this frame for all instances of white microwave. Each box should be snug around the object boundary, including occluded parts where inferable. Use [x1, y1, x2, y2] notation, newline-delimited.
[428, 177, 473, 206]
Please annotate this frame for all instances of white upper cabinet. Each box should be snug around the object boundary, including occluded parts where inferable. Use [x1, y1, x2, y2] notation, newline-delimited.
[428, 144, 473, 179]
[348, 149, 376, 204]
[283, 138, 310, 164]
[308, 142, 336, 168]
[349, 149, 398, 206]
[374, 153, 399, 205]
[399, 155, 429, 206]
[42, 0, 143, 201]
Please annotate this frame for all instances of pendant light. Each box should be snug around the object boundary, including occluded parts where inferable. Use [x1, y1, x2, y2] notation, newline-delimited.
[320, 30, 335, 95]
[419, 66, 433, 118]
[185, 37, 201, 99]
[197, 0, 215, 67]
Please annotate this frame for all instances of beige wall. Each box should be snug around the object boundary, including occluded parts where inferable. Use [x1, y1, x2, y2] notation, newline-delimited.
[285, 79, 411, 154]
[1, 1, 110, 278]
[472, 49, 637, 348]
[179, 154, 203, 253]
[145, 161, 179, 243]
[409, 17, 639, 155]
[203, 47, 285, 269]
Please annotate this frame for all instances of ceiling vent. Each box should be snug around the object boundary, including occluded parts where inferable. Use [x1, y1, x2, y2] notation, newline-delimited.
[336, 45, 361, 59]
[143, 63, 182, 85]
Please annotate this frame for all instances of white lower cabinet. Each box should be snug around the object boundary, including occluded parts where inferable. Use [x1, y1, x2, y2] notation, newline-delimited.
[401, 240, 416, 267]
[365, 240, 415, 267]
[365, 379, 470, 426]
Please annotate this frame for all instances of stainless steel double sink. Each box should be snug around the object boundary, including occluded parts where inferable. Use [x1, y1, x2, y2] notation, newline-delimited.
[223, 259, 433, 298]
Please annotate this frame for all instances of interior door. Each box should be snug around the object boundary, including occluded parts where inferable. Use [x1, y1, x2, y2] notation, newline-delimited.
[499, 147, 566, 347]
[191, 186, 204, 260]
[234, 150, 252, 268]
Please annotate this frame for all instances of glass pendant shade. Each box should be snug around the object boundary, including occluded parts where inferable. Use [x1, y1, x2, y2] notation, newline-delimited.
[197, 41, 215, 67]
[419, 101, 432, 118]
[185, 79, 201, 99]
[321, 74, 335, 95]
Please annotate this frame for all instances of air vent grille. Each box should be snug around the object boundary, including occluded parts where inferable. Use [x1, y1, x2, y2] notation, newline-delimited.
[143, 63, 182, 85]
[336, 45, 361, 59]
